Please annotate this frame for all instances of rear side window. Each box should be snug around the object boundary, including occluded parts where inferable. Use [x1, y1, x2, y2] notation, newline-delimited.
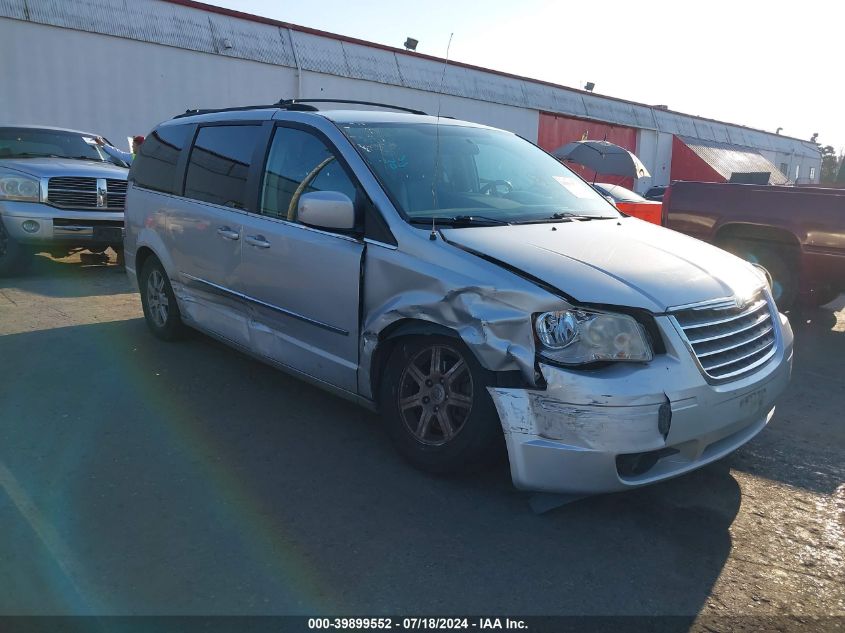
[184, 125, 262, 209]
[260, 127, 357, 221]
[130, 125, 192, 194]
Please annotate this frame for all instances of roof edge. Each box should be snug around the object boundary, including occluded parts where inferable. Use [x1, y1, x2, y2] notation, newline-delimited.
[51, 0, 810, 147]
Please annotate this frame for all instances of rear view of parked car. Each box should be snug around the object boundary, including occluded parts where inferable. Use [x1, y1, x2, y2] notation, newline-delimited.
[124, 102, 793, 495]
[0, 126, 129, 274]
[591, 182, 663, 225]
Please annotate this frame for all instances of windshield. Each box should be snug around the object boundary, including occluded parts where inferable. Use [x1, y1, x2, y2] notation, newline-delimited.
[0, 127, 124, 166]
[339, 122, 619, 224]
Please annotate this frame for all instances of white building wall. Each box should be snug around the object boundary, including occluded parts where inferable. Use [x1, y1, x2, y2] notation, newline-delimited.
[760, 149, 819, 185]
[634, 131, 674, 191]
[0, 0, 821, 184]
[0, 19, 297, 147]
[654, 132, 675, 187]
[299, 74, 540, 141]
[0, 19, 538, 153]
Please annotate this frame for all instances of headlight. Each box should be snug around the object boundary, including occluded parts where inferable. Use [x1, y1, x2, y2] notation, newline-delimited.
[534, 308, 653, 365]
[0, 169, 40, 202]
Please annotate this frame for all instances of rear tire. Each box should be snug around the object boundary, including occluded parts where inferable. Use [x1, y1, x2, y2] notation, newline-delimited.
[0, 220, 33, 277]
[379, 336, 503, 474]
[719, 239, 798, 310]
[139, 257, 185, 341]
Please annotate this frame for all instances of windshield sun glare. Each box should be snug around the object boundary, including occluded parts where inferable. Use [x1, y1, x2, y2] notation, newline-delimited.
[340, 122, 618, 225]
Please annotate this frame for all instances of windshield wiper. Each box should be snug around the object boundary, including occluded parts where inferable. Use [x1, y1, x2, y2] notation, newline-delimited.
[451, 215, 511, 225]
[4, 152, 105, 162]
[410, 215, 511, 227]
[509, 212, 617, 225]
[6, 152, 62, 159]
[528, 213, 616, 223]
[550, 212, 615, 220]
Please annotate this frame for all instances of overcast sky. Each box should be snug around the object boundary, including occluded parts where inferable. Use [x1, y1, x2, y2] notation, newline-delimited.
[207, 0, 844, 153]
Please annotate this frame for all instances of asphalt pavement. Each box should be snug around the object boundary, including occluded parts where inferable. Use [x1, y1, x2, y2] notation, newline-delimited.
[0, 255, 842, 623]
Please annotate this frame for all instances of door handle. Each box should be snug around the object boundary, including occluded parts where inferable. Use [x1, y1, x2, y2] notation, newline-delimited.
[217, 226, 240, 241]
[245, 234, 271, 249]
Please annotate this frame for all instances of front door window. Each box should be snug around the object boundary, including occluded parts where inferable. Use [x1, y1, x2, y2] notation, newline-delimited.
[260, 127, 358, 223]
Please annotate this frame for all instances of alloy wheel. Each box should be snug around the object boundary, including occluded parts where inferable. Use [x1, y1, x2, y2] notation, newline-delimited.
[146, 269, 169, 327]
[397, 344, 474, 446]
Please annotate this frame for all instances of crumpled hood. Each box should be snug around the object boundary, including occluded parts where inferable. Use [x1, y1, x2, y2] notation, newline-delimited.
[0, 157, 128, 178]
[442, 218, 765, 312]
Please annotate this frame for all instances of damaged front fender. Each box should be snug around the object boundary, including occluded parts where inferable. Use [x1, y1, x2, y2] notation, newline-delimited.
[358, 237, 566, 400]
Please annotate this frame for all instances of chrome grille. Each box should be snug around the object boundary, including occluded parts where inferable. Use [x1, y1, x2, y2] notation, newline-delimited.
[47, 176, 97, 208]
[672, 291, 777, 381]
[106, 179, 127, 209]
[46, 177, 127, 210]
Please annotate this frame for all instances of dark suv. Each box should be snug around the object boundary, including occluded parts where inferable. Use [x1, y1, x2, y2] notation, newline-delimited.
[643, 185, 667, 201]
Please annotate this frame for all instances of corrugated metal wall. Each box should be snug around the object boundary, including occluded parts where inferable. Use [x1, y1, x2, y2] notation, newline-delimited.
[0, 0, 822, 188]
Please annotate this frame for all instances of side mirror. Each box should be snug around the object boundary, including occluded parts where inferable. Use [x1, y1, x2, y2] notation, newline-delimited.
[603, 195, 618, 208]
[297, 191, 355, 230]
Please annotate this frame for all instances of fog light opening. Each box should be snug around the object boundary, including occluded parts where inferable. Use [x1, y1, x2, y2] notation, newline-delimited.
[616, 447, 680, 478]
[22, 220, 40, 233]
[658, 401, 672, 439]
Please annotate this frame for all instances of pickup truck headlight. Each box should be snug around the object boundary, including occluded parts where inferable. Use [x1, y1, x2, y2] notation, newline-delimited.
[0, 169, 41, 202]
[534, 309, 653, 365]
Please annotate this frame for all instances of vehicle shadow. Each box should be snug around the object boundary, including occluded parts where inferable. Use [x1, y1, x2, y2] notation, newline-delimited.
[727, 300, 844, 496]
[0, 252, 130, 299]
[0, 318, 739, 621]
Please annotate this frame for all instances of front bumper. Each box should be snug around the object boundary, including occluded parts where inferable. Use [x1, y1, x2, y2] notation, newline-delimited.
[1, 201, 124, 245]
[489, 313, 794, 494]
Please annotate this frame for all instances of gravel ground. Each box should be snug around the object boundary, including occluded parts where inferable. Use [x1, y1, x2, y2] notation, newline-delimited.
[0, 254, 842, 627]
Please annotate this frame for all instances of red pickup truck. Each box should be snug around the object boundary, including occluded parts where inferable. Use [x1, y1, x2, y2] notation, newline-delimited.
[662, 182, 845, 309]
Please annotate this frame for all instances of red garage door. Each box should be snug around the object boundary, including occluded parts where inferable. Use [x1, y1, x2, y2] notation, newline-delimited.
[538, 113, 638, 189]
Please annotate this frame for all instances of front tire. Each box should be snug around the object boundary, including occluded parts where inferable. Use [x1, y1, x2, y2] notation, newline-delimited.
[379, 336, 503, 474]
[140, 257, 185, 341]
[0, 220, 33, 276]
[113, 246, 125, 267]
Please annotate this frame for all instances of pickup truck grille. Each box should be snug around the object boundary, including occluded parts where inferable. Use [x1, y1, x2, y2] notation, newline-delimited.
[671, 291, 777, 381]
[47, 177, 126, 210]
[48, 177, 97, 208]
[105, 179, 127, 209]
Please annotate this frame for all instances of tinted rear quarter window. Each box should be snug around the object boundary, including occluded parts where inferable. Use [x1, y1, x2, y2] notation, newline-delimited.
[130, 124, 192, 194]
[184, 125, 262, 209]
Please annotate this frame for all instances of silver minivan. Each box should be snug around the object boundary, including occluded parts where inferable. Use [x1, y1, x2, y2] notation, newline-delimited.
[124, 102, 793, 494]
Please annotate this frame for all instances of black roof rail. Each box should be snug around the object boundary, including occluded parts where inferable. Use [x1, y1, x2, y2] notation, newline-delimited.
[172, 103, 286, 119]
[171, 98, 426, 121]
[277, 99, 427, 115]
